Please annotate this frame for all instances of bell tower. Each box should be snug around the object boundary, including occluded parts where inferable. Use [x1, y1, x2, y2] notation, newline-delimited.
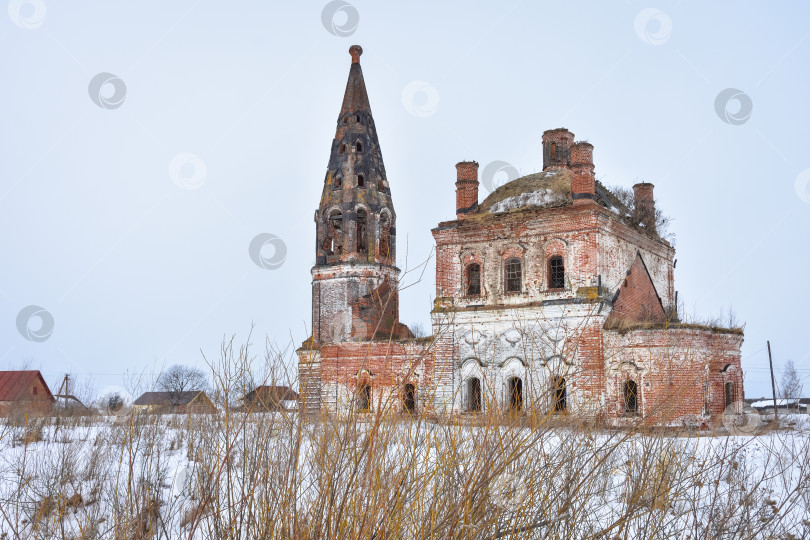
[311, 45, 411, 344]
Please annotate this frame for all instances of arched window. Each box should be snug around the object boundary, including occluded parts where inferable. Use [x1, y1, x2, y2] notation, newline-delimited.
[551, 141, 557, 159]
[357, 383, 371, 412]
[356, 141, 363, 152]
[725, 382, 734, 408]
[356, 114, 361, 123]
[466, 263, 481, 296]
[548, 256, 565, 289]
[356, 209, 367, 255]
[379, 214, 391, 259]
[505, 258, 522, 293]
[467, 378, 482, 412]
[508, 376, 523, 412]
[333, 175, 342, 190]
[357, 174, 365, 187]
[323, 211, 343, 256]
[342, 116, 348, 124]
[339, 143, 346, 154]
[403, 383, 416, 414]
[623, 380, 639, 415]
[552, 376, 567, 412]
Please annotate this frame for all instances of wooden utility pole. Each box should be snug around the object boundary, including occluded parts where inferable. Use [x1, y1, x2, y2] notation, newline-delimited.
[56, 374, 70, 409]
[767, 341, 778, 421]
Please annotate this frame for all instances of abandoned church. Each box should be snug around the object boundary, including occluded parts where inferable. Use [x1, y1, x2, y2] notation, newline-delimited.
[297, 46, 745, 426]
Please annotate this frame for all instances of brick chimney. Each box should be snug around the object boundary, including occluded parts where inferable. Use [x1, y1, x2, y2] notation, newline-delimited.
[455, 161, 479, 219]
[570, 141, 595, 205]
[542, 128, 575, 171]
[633, 182, 656, 233]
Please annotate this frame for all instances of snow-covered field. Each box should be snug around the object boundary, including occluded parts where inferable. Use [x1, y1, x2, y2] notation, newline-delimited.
[1, 412, 809, 539]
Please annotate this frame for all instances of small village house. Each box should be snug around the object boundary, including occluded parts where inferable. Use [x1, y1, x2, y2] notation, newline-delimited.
[133, 390, 217, 414]
[0, 370, 55, 416]
[244, 385, 299, 411]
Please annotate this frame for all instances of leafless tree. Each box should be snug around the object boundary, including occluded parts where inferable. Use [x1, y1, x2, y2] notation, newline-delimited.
[409, 321, 429, 338]
[780, 359, 803, 407]
[157, 364, 209, 406]
[610, 184, 674, 244]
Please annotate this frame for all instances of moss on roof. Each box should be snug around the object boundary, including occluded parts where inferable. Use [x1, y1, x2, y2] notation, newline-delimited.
[477, 169, 572, 214]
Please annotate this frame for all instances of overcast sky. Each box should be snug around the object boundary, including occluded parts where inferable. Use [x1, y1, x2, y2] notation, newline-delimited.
[2, 1, 808, 400]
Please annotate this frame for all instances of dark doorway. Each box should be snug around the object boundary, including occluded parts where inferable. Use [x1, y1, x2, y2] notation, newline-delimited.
[548, 256, 565, 289]
[725, 382, 734, 408]
[357, 383, 371, 412]
[552, 376, 567, 412]
[623, 380, 639, 415]
[505, 258, 522, 293]
[508, 376, 523, 412]
[379, 214, 391, 259]
[466, 263, 481, 296]
[468, 378, 482, 412]
[356, 209, 367, 255]
[403, 383, 416, 414]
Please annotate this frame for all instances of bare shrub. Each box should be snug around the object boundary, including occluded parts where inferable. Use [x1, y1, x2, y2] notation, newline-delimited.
[1, 335, 809, 539]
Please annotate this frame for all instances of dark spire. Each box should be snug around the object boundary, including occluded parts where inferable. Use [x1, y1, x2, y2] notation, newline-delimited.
[315, 45, 396, 268]
[308, 45, 411, 345]
[341, 45, 371, 114]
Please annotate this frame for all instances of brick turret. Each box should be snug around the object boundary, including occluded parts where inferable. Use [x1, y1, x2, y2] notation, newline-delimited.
[542, 128, 575, 171]
[570, 141, 595, 205]
[633, 182, 656, 233]
[455, 161, 479, 219]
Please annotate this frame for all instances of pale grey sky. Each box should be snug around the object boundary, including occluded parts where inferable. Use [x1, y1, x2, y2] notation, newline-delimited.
[1, 0, 809, 399]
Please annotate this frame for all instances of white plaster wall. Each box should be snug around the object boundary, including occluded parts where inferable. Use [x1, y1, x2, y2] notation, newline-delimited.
[432, 303, 606, 415]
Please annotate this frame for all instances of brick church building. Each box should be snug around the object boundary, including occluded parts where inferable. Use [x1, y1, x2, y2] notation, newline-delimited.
[297, 46, 744, 425]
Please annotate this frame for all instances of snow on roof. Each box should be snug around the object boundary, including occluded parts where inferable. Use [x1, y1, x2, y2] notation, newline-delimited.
[751, 398, 807, 408]
[490, 188, 569, 214]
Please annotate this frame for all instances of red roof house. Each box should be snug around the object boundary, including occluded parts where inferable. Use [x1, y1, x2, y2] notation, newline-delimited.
[0, 370, 55, 416]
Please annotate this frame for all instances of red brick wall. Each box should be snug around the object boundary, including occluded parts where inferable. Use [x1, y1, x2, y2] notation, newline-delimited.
[605, 254, 667, 327]
[570, 142, 595, 206]
[432, 204, 604, 304]
[604, 327, 744, 425]
[318, 339, 436, 413]
[455, 161, 479, 219]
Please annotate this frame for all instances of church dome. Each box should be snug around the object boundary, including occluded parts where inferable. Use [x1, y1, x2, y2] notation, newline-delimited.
[478, 169, 572, 215]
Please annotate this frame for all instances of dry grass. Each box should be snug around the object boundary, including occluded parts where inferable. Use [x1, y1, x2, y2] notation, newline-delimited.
[1, 337, 809, 540]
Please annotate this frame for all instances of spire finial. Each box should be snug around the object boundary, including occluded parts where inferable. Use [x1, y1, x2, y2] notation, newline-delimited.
[349, 45, 363, 64]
